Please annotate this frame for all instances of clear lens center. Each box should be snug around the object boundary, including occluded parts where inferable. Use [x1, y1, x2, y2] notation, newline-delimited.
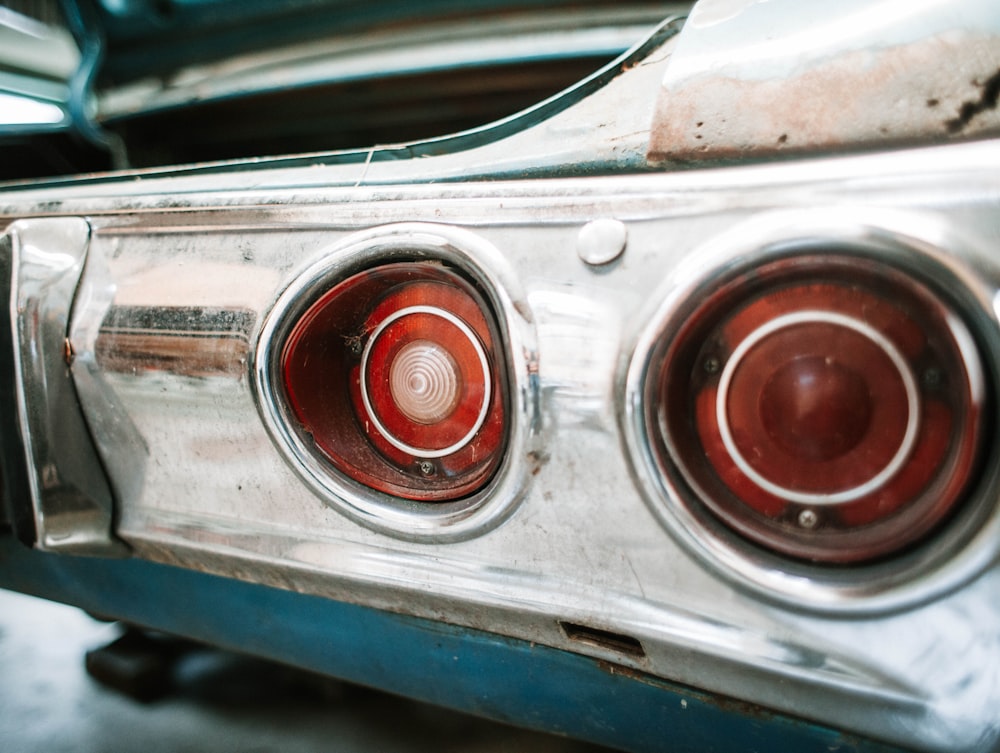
[389, 340, 461, 424]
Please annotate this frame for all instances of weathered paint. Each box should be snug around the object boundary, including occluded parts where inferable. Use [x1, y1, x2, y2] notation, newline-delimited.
[0, 534, 905, 753]
[648, 0, 1000, 163]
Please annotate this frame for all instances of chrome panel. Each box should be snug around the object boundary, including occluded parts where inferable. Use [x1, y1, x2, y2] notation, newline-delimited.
[0, 138, 993, 752]
[3, 218, 126, 555]
[649, 0, 1000, 162]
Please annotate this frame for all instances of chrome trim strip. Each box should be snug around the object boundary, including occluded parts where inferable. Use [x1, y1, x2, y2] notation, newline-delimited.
[4, 218, 126, 556]
[67, 238, 149, 517]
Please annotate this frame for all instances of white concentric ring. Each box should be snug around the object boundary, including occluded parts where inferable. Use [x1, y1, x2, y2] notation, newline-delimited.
[716, 310, 921, 506]
[361, 305, 492, 458]
[390, 340, 461, 424]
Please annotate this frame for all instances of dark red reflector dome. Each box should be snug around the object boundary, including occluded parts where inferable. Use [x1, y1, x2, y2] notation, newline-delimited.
[760, 354, 873, 462]
[654, 258, 985, 563]
[281, 263, 506, 502]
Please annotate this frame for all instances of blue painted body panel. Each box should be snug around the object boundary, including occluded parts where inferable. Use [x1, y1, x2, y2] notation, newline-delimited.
[0, 534, 904, 753]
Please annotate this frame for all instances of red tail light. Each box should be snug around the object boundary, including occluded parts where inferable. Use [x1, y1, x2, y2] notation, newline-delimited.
[649, 255, 986, 564]
[281, 262, 506, 502]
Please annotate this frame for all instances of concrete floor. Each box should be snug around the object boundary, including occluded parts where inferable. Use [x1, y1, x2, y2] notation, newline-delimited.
[0, 589, 615, 753]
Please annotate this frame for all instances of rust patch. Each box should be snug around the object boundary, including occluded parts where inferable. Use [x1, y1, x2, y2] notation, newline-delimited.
[946, 68, 1000, 132]
[596, 659, 649, 682]
[526, 450, 550, 476]
[708, 693, 776, 721]
[595, 659, 778, 722]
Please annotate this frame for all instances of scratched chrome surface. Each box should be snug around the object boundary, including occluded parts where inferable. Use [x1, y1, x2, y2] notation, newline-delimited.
[3, 219, 102, 552]
[2, 6, 1000, 753]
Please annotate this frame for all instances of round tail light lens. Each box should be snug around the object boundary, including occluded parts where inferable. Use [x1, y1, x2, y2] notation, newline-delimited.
[281, 262, 506, 502]
[651, 255, 986, 563]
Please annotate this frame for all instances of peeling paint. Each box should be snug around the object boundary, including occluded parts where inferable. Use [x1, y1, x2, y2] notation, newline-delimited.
[946, 68, 1000, 133]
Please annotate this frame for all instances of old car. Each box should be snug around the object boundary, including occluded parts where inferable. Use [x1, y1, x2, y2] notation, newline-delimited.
[1, 0, 999, 750]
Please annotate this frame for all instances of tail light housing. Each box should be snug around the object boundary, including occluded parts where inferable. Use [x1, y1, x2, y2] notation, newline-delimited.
[652, 255, 985, 563]
[281, 262, 506, 501]
[254, 225, 534, 539]
[627, 217, 995, 608]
